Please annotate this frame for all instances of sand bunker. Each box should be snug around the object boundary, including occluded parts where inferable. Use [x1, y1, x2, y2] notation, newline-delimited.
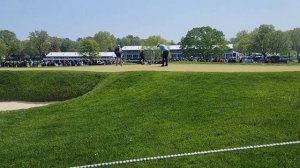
[0, 101, 55, 111]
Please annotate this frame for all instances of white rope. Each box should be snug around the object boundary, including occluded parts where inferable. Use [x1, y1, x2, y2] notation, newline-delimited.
[70, 140, 300, 168]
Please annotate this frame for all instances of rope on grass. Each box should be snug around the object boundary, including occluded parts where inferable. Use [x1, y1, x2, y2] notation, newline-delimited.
[70, 140, 300, 168]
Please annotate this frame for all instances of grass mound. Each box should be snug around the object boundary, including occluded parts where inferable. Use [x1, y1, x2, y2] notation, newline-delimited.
[0, 71, 107, 101]
[0, 71, 299, 167]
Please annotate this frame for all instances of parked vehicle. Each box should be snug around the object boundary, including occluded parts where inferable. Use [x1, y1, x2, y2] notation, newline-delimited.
[240, 56, 254, 63]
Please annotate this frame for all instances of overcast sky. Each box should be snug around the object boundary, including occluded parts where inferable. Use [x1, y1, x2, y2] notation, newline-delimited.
[1, 0, 299, 42]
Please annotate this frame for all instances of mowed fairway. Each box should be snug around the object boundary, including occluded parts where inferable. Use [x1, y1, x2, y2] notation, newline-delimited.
[0, 67, 299, 167]
[1, 63, 300, 72]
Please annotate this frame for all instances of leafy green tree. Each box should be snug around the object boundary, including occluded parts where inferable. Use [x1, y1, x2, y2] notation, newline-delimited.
[0, 40, 7, 60]
[93, 31, 117, 52]
[120, 35, 141, 46]
[231, 30, 248, 44]
[78, 39, 99, 58]
[251, 24, 275, 58]
[60, 38, 76, 52]
[22, 40, 39, 59]
[0, 30, 17, 46]
[8, 40, 22, 59]
[233, 31, 252, 55]
[289, 28, 300, 62]
[28, 30, 50, 58]
[267, 30, 291, 55]
[142, 35, 169, 46]
[235, 35, 252, 55]
[180, 26, 227, 58]
[0, 30, 21, 59]
[49, 37, 62, 52]
[116, 38, 122, 46]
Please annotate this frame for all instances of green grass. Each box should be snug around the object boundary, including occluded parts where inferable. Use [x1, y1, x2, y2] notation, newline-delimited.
[0, 71, 107, 101]
[0, 71, 299, 167]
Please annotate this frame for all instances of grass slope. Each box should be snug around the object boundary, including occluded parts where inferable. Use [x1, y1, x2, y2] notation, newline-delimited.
[0, 71, 299, 167]
[0, 71, 107, 101]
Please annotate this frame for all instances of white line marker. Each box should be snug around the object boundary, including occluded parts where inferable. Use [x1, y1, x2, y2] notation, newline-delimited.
[70, 140, 300, 168]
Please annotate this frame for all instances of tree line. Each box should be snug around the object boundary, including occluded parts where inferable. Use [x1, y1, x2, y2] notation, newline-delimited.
[180, 25, 300, 61]
[0, 24, 300, 61]
[0, 30, 170, 60]
[231, 24, 300, 59]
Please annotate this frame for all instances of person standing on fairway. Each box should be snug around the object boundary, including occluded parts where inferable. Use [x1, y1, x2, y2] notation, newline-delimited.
[114, 45, 122, 66]
[157, 43, 169, 67]
[139, 49, 146, 65]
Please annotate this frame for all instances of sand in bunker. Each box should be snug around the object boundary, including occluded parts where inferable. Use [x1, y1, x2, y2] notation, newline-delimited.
[0, 101, 55, 111]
